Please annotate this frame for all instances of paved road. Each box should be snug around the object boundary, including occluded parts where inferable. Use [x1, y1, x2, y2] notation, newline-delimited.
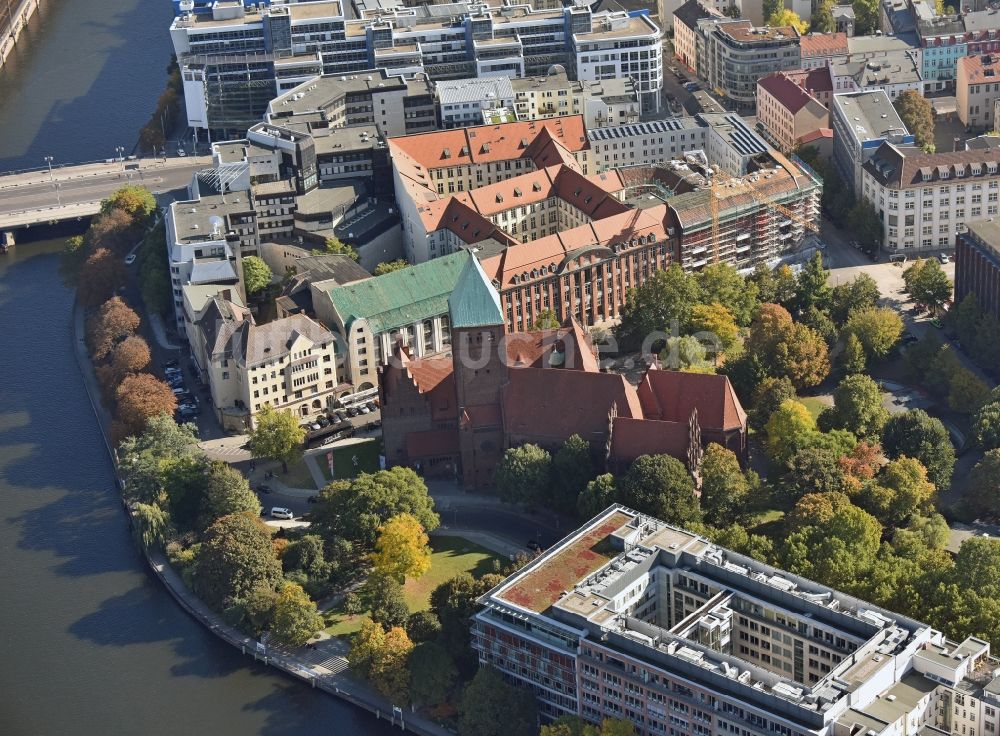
[0, 156, 211, 227]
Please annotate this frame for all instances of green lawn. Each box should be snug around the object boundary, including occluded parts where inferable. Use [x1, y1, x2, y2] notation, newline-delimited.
[323, 536, 505, 637]
[315, 438, 381, 482]
[798, 396, 830, 420]
[278, 456, 320, 490]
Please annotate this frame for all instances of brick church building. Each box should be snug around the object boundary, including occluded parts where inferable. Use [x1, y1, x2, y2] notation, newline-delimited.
[378, 254, 748, 489]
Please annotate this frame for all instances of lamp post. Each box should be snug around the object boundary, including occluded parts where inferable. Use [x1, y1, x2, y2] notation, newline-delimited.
[115, 146, 125, 170]
[43, 156, 53, 181]
[55, 182, 62, 207]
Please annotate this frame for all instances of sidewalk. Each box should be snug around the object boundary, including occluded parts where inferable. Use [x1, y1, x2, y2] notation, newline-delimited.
[0, 155, 213, 189]
[149, 313, 182, 350]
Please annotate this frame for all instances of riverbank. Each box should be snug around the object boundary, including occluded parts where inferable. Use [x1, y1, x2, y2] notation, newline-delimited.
[0, 0, 41, 69]
[69, 296, 450, 736]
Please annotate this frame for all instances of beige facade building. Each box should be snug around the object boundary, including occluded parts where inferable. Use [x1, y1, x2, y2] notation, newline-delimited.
[757, 72, 830, 153]
[958, 54, 1000, 130]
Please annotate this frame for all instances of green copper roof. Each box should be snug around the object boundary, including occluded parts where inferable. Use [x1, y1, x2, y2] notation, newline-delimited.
[326, 251, 470, 335]
[448, 255, 504, 329]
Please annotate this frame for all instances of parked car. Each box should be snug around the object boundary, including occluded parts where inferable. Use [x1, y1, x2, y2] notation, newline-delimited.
[346, 406, 359, 417]
[124, 253, 136, 266]
[315, 415, 330, 427]
[270, 507, 294, 520]
[177, 148, 187, 157]
[310, 422, 322, 431]
[938, 253, 950, 264]
[365, 401, 377, 413]
[931, 317, 943, 329]
[359, 405, 371, 414]
[333, 410, 347, 423]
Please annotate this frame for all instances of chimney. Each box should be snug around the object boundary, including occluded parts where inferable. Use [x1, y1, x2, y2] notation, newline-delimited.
[222, 288, 232, 301]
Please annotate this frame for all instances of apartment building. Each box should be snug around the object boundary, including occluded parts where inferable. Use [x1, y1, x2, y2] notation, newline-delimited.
[672, 0, 719, 75]
[169, 0, 665, 134]
[756, 73, 829, 154]
[473, 505, 1000, 734]
[955, 219, 1000, 320]
[831, 90, 913, 195]
[780, 67, 834, 109]
[862, 143, 1000, 254]
[310, 251, 469, 391]
[958, 54, 1000, 130]
[165, 193, 256, 336]
[699, 21, 802, 112]
[829, 49, 923, 100]
[914, 9, 1000, 90]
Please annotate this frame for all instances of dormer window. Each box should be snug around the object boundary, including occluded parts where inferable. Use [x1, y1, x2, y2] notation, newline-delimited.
[442, 148, 451, 159]
[989, 163, 998, 174]
[973, 166, 983, 175]
[922, 170, 931, 182]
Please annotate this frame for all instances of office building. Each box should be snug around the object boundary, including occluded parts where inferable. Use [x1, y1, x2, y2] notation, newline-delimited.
[472, 505, 1000, 733]
[956, 219, 1000, 320]
[862, 143, 1000, 253]
[831, 90, 913, 195]
[169, 0, 665, 134]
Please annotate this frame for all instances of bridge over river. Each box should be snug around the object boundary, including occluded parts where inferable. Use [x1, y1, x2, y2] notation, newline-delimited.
[0, 155, 211, 235]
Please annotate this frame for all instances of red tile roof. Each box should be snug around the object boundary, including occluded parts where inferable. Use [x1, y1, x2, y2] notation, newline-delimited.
[503, 368, 642, 443]
[609, 417, 690, 465]
[799, 32, 848, 58]
[503, 321, 599, 372]
[758, 72, 824, 115]
[797, 128, 833, 144]
[957, 54, 1000, 85]
[636, 368, 747, 431]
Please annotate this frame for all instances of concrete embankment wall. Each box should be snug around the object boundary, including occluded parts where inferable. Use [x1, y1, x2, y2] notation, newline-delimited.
[0, 0, 41, 69]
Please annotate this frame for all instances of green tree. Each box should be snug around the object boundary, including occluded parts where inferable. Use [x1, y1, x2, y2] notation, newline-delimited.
[903, 258, 952, 310]
[974, 398, 1000, 449]
[101, 184, 157, 222]
[495, 444, 552, 505]
[848, 200, 883, 250]
[778, 448, 851, 505]
[194, 513, 282, 612]
[373, 259, 408, 276]
[801, 305, 837, 346]
[314, 467, 438, 549]
[967, 449, 1000, 519]
[348, 620, 413, 703]
[430, 573, 504, 670]
[948, 367, 990, 414]
[794, 251, 831, 315]
[618, 454, 700, 526]
[830, 274, 880, 325]
[551, 435, 596, 512]
[882, 410, 956, 490]
[199, 461, 261, 529]
[661, 335, 713, 372]
[746, 304, 829, 388]
[282, 534, 333, 596]
[840, 332, 868, 374]
[700, 444, 749, 525]
[843, 307, 904, 361]
[763, 0, 783, 23]
[404, 610, 441, 643]
[247, 404, 305, 473]
[904, 331, 946, 383]
[119, 414, 199, 504]
[894, 91, 936, 151]
[459, 667, 538, 736]
[764, 399, 818, 466]
[132, 502, 172, 550]
[870, 456, 936, 527]
[531, 308, 561, 330]
[370, 513, 431, 582]
[615, 265, 701, 351]
[241, 255, 273, 295]
[811, 0, 835, 32]
[407, 641, 457, 707]
[853, 0, 881, 36]
[819, 374, 889, 440]
[324, 235, 360, 261]
[951, 293, 983, 344]
[578, 473, 618, 519]
[955, 537, 1000, 596]
[696, 263, 759, 326]
[271, 581, 324, 646]
[749, 376, 797, 432]
[365, 571, 410, 629]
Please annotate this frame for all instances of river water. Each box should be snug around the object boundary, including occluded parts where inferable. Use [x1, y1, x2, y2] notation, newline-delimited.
[0, 3, 394, 734]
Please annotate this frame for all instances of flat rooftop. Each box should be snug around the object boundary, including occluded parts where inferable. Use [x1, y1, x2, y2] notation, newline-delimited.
[833, 90, 909, 142]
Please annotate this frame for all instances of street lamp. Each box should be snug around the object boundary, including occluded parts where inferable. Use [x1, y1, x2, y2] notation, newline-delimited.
[115, 146, 125, 170]
[55, 182, 62, 207]
[43, 156, 54, 181]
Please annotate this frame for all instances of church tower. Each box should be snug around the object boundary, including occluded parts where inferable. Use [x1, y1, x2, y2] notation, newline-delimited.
[448, 253, 507, 488]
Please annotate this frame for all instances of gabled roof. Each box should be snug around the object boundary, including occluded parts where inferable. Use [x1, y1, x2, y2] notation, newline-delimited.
[503, 368, 642, 443]
[609, 416, 691, 465]
[448, 255, 505, 329]
[636, 368, 747, 431]
[799, 32, 849, 58]
[863, 141, 1000, 189]
[757, 73, 825, 116]
[673, 0, 718, 32]
[326, 250, 470, 334]
[237, 314, 335, 367]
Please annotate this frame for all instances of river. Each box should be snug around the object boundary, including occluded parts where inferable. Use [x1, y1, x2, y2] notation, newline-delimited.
[0, 2, 396, 734]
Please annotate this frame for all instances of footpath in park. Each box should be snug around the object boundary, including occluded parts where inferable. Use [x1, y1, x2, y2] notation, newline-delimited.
[71, 300, 451, 736]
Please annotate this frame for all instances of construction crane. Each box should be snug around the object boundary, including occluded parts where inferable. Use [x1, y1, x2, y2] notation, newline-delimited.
[707, 165, 820, 264]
